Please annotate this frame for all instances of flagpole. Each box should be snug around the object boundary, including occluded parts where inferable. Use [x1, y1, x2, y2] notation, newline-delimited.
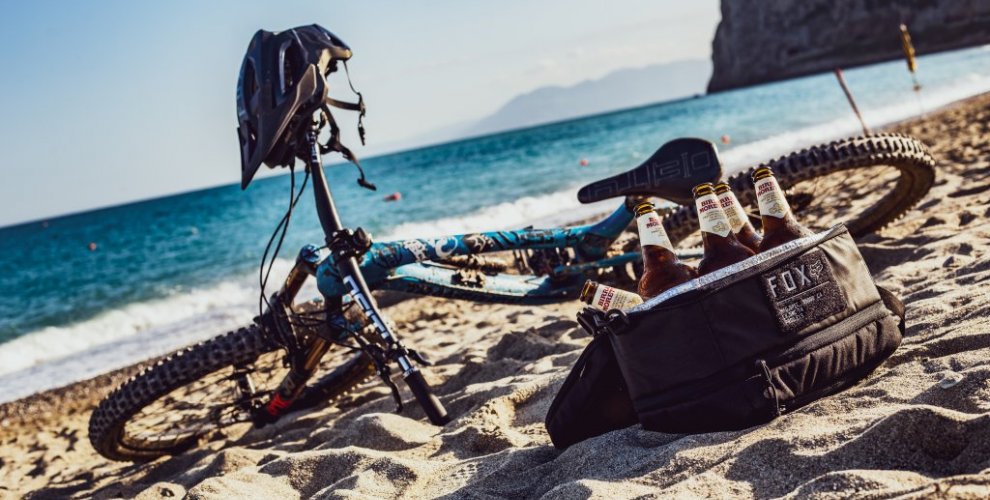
[834, 68, 871, 135]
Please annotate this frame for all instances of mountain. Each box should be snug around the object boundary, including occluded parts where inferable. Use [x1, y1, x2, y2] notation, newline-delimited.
[464, 59, 711, 138]
[708, 0, 990, 92]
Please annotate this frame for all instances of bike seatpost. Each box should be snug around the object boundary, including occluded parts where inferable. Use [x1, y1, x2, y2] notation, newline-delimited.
[303, 127, 450, 425]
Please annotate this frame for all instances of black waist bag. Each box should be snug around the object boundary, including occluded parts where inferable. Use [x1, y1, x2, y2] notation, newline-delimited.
[613, 225, 904, 433]
[545, 225, 904, 446]
[545, 326, 638, 449]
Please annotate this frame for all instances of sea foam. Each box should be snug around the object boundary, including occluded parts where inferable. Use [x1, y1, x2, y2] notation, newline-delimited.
[0, 258, 316, 403]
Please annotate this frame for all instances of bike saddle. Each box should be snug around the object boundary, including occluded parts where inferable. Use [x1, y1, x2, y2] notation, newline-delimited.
[577, 138, 723, 206]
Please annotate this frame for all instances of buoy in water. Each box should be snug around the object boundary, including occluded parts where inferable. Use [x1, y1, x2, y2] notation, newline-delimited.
[88, 242, 98, 251]
[384, 192, 402, 202]
[720, 135, 731, 145]
[579, 158, 589, 166]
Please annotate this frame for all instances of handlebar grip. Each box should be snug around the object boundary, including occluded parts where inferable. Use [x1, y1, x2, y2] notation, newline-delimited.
[404, 369, 450, 425]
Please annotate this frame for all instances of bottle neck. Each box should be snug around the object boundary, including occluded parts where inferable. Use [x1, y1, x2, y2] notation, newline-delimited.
[636, 211, 675, 253]
[754, 175, 794, 220]
[717, 190, 753, 234]
[695, 192, 734, 238]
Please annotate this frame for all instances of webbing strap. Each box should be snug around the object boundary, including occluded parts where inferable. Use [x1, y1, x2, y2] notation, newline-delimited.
[876, 286, 906, 333]
[576, 307, 631, 338]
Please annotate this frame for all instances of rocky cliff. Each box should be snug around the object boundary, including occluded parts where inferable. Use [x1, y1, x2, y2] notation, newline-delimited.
[708, 0, 990, 92]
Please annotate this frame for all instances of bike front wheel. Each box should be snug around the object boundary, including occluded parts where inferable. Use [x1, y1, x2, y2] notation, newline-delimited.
[88, 304, 374, 462]
[662, 133, 937, 245]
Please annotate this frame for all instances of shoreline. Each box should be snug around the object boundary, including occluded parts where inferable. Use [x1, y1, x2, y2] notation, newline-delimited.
[5, 90, 990, 497]
[3, 78, 988, 399]
[3, 90, 985, 412]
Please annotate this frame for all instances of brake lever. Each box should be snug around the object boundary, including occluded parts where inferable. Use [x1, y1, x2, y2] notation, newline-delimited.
[407, 349, 433, 367]
[377, 364, 404, 413]
[360, 342, 403, 412]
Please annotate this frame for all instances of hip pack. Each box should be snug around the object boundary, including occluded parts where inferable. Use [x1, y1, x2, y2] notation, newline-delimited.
[546, 225, 904, 448]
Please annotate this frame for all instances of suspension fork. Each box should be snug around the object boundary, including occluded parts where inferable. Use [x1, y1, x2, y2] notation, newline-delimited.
[303, 124, 450, 425]
[258, 244, 338, 420]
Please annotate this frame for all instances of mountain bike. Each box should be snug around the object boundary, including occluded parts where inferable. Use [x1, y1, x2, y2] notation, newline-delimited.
[88, 129, 935, 461]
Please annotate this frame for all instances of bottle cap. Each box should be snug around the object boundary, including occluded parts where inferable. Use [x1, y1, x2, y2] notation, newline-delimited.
[633, 201, 655, 216]
[692, 182, 715, 197]
[579, 280, 598, 303]
[713, 181, 731, 194]
[751, 166, 774, 181]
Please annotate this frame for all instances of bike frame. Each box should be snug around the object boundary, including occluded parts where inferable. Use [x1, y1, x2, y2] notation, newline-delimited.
[312, 201, 637, 304]
[258, 123, 682, 423]
[260, 126, 447, 421]
[257, 121, 705, 425]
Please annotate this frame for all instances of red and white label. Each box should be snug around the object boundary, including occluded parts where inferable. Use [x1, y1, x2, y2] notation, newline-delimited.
[636, 212, 675, 252]
[593, 284, 644, 311]
[695, 193, 732, 237]
[756, 176, 790, 219]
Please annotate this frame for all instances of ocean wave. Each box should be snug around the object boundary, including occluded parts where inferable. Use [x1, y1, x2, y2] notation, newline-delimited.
[0, 258, 315, 402]
[378, 189, 620, 240]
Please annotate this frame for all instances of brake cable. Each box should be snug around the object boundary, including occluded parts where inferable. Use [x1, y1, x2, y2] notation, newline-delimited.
[258, 166, 311, 352]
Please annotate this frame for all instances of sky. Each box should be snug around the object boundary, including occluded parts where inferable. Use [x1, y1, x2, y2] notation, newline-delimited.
[0, 0, 719, 226]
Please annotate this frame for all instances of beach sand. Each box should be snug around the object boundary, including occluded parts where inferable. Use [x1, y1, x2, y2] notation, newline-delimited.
[4, 94, 990, 499]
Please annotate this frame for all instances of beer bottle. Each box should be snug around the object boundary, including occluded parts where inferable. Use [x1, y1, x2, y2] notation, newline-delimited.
[634, 201, 697, 298]
[693, 183, 755, 275]
[752, 167, 813, 251]
[580, 280, 643, 311]
[714, 181, 762, 253]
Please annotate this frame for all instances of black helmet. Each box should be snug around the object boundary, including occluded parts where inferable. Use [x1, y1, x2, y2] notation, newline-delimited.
[236, 25, 363, 189]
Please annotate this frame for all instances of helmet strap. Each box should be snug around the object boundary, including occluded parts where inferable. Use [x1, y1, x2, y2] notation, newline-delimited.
[321, 62, 366, 145]
[319, 104, 376, 191]
[343, 61, 366, 145]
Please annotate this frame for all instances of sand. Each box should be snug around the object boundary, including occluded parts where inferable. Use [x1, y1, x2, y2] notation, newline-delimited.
[3, 94, 990, 499]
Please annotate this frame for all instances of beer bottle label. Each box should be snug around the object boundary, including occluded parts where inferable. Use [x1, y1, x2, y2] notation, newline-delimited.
[695, 193, 732, 237]
[592, 284, 644, 310]
[718, 191, 749, 233]
[755, 176, 791, 219]
[636, 212, 675, 253]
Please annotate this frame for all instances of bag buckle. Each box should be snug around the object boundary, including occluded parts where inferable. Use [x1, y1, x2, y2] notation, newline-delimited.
[576, 307, 630, 337]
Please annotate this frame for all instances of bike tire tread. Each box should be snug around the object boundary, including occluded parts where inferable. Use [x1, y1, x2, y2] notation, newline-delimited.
[662, 133, 936, 244]
[88, 325, 277, 461]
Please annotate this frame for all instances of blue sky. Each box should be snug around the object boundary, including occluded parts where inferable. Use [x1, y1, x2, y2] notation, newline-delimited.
[0, 1, 718, 226]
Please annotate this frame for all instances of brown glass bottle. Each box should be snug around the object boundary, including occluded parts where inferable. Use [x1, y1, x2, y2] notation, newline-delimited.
[693, 183, 755, 275]
[634, 202, 698, 298]
[579, 280, 644, 311]
[751, 167, 813, 252]
[714, 182, 762, 253]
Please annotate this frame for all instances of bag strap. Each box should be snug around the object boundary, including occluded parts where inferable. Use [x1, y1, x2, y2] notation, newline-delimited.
[576, 307, 631, 337]
[876, 286, 906, 333]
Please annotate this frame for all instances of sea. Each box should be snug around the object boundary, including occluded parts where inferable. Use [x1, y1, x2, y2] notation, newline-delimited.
[2, 46, 990, 403]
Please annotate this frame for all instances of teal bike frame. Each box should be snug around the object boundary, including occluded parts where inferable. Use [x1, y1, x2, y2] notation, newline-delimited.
[309, 201, 691, 305]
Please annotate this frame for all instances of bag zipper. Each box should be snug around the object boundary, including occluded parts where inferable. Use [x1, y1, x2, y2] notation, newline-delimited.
[766, 301, 888, 366]
[632, 300, 889, 411]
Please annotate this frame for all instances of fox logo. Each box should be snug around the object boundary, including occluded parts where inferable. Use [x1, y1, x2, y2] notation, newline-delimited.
[765, 264, 813, 299]
[761, 249, 844, 332]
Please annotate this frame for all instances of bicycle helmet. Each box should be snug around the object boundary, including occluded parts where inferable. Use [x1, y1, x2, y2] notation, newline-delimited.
[237, 24, 364, 189]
